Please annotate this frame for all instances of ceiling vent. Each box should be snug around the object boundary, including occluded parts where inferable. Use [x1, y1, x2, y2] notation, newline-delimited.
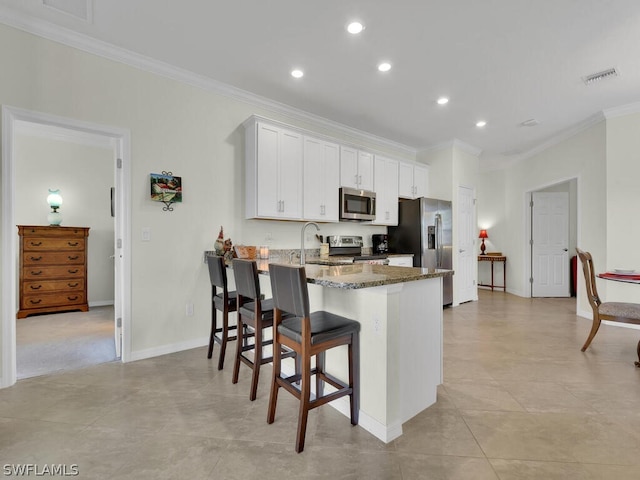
[582, 67, 619, 85]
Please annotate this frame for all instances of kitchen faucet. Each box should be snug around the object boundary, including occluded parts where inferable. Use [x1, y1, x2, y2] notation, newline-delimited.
[300, 222, 320, 265]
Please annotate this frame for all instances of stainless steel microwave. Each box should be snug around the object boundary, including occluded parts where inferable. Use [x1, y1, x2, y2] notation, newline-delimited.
[339, 187, 376, 221]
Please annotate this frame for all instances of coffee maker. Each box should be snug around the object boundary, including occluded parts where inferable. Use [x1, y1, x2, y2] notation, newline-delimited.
[372, 234, 389, 255]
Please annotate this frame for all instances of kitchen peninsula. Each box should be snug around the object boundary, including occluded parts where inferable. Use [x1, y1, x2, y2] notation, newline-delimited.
[215, 255, 452, 443]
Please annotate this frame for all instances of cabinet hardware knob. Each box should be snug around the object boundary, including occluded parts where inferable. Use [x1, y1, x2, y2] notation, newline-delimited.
[68, 255, 79, 260]
[68, 242, 79, 246]
[29, 299, 42, 304]
[29, 285, 42, 290]
[31, 271, 43, 276]
[68, 296, 78, 301]
[68, 269, 79, 274]
[30, 242, 42, 247]
[68, 283, 79, 288]
[30, 256, 42, 261]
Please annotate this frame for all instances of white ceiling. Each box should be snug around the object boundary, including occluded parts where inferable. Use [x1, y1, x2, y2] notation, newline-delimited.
[3, 0, 640, 168]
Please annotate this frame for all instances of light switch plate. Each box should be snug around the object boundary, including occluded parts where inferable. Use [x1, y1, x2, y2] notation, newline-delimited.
[142, 228, 151, 242]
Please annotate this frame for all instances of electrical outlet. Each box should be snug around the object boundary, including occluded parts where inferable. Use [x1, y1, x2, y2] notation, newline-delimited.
[186, 303, 194, 316]
[142, 227, 151, 242]
[265, 232, 273, 241]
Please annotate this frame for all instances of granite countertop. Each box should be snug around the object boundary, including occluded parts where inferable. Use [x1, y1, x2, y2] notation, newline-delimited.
[205, 251, 450, 289]
[254, 258, 452, 290]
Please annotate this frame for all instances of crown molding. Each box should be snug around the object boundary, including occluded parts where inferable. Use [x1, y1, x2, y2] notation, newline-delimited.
[0, 7, 416, 157]
[602, 101, 640, 119]
[508, 111, 606, 166]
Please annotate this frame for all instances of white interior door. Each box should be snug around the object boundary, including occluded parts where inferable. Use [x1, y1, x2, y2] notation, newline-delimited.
[532, 192, 570, 297]
[457, 186, 476, 303]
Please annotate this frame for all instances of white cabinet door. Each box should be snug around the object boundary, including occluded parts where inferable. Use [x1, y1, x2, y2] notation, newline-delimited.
[357, 150, 374, 191]
[388, 256, 413, 267]
[304, 136, 339, 222]
[279, 129, 303, 219]
[340, 146, 358, 189]
[256, 123, 281, 218]
[398, 162, 414, 198]
[250, 121, 303, 220]
[372, 155, 399, 225]
[413, 164, 429, 198]
[398, 161, 430, 199]
[340, 146, 374, 191]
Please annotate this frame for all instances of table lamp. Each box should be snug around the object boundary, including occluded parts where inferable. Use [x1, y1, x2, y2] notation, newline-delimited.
[479, 229, 488, 255]
[47, 188, 63, 226]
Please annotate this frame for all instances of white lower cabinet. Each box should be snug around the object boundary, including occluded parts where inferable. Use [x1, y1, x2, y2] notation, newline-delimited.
[388, 256, 414, 267]
[372, 155, 399, 226]
[303, 136, 339, 222]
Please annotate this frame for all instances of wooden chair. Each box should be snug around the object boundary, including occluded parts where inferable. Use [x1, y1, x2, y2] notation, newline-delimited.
[231, 259, 295, 400]
[576, 248, 640, 367]
[206, 255, 238, 370]
[267, 263, 360, 453]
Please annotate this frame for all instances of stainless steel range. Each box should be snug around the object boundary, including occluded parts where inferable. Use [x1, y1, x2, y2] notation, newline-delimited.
[327, 235, 389, 264]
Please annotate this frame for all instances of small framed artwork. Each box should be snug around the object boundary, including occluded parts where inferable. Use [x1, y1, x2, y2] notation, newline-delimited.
[150, 172, 182, 210]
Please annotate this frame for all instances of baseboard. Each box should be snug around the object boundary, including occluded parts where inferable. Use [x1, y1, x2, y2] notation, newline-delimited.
[89, 300, 114, 307]
[127, 337, 208, 362]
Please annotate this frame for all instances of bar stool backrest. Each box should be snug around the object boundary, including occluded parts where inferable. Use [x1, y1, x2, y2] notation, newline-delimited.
[233, 259, 261, 301]
[269, 264, 310, 318]
[207, 256, 228, 292]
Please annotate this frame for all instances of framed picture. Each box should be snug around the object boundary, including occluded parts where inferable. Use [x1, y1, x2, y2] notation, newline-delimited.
[150, 172, 182, 204]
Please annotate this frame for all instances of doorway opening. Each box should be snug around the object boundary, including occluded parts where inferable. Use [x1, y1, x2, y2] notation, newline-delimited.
[526, 178, 578, 298]
[1, 106, 131, 388]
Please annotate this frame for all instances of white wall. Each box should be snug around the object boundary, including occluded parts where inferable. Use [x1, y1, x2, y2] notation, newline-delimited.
[14, 133, 114, 305]
[0, 24, 414, 364]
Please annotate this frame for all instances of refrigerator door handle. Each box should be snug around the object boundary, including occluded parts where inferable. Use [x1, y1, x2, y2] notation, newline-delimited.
[435, 213, 442, 268]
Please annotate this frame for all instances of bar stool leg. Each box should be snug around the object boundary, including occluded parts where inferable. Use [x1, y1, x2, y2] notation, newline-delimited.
[296, 352, 312, 453]
[207, 291, 217, 359]
[267, 333, 282, 424]
[350, 332, 360, 425]
[218, 306, 229, 370]
[250, 321, 263, 401]
[316, 351, 325, 398]
[232, 314, 244, 384]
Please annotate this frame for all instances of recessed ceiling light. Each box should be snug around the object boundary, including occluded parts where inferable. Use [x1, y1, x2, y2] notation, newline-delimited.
[291, 69, 304, 79]
[347, 22, 364, 34]
[378, 62, 392, 72]
[476, 120, 487, 128]
[437, 97, 449, 105]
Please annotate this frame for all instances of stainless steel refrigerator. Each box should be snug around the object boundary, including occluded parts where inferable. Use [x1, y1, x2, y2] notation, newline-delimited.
[388, 197, 453, 306]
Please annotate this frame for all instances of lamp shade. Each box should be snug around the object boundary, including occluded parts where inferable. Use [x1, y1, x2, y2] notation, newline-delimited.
[46, 189, 63, 208]
[478, 229, 488, 239]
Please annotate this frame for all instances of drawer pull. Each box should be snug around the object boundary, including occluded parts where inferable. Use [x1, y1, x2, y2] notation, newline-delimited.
[68, 242, 79, 247]
[30, 256, 43, 261]
[68, 255, 79, 260]
[29, 285, 42, 290]
[68, 269, 79, 274]
[29, 299, 42, 305]
[30, 241, 42, 247]
[67, 296, 79, 301]
[30, 271, 43, 276]
[68, 283, 79, 288]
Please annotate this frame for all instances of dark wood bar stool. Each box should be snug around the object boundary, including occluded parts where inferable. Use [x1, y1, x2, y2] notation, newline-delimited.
[231, 259, 296, 400]
[206, 255, 238, 370]
[268, 263, 360, 453]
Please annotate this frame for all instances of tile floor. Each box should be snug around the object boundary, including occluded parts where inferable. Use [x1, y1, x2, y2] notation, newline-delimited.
[1, 291, 640, 479]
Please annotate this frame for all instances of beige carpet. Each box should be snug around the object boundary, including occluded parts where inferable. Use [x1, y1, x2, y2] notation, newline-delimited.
[16, 305, 117, 379]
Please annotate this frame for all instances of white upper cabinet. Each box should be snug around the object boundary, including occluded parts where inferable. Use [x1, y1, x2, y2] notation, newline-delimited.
[372, 155, 399, 226]
[399, 161, 429, 199]
[303, 136, 339, 222]
[245, 119, 303, 220]
[340, 146, 374, 191]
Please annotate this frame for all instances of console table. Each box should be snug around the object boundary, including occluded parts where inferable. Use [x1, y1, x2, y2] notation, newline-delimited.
[478, 255, 506, 291]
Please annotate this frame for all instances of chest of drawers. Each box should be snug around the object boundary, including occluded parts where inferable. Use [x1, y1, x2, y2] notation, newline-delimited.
[17, 225, 90, 319]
